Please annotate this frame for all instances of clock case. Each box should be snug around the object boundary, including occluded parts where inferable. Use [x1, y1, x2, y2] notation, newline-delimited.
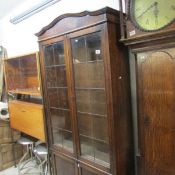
[123, 0, 175, 41]
[120, 1, 175, 174]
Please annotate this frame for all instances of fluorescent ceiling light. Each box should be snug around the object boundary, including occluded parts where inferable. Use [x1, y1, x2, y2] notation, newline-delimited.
[10, 0, 61, 24]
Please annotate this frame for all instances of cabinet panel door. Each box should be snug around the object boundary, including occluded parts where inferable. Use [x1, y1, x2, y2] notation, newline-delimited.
[70, 31, 110, 168]
[43, 40, 74, 153]
[80, 165, 109, 175]
[137, 48, 175, 175]
[54, 155, 77, 175]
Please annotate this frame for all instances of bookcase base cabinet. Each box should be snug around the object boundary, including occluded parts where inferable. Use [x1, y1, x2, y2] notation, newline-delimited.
[36, 7, 134, 175]
[9, 100, 45, 142]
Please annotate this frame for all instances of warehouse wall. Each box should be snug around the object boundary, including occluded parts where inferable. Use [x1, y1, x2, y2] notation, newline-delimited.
[0, 0, 120, 57]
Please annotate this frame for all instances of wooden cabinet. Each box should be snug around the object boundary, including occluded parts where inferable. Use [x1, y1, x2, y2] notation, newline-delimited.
[136, 49, 175, 175]
[4, 53, 40, 96]
[128, 47, 175, 175]
[4, 53, 45, 141]
[36, 7, 134, 175]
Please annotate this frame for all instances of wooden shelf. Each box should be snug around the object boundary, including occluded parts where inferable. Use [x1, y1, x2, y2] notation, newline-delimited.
[8, 89, 40, 96]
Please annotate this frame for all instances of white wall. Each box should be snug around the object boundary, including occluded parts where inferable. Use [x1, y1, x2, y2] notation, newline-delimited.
[0, 0, 120, 57]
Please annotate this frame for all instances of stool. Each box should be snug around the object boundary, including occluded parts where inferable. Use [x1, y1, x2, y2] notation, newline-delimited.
[33, 145, 48, 175]
[17, 137, 35, 175]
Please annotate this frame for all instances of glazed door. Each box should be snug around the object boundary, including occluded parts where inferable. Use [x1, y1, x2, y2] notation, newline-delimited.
[42, 37, 74, 154]
[137, 48, 175, 175]
[67, 25, 111, 172]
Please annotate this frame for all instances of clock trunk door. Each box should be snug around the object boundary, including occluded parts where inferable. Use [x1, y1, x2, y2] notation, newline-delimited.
[137, 48, 175, 175]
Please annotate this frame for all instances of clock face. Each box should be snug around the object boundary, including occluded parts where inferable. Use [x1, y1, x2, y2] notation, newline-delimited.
[130, 0, 175, 31]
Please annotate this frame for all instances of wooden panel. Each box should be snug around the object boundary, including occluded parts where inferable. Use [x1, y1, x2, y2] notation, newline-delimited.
[104, 22, 134, 175]
[0, 143, 23, 171]
[79, 163, 111, 175]
[137, 48, 175, 175]
[0, 120, 20, 143]
[36, 7, 120, 41]
[54, 154, 77, 175]
[9, 100, 45, 141]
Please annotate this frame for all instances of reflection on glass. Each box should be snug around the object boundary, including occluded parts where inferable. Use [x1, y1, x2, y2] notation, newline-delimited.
[48, 88, 69, 109]
[74, 61, 105, 88]
[80, 136, 94, 159]
[71, 32, 102, 63]
[94, 140, 110, 165]
[76, 89, 107, 115]
[5, 54, 39, 93]
[71, 37, 86, 63]
[71, 32, 110, 167]
[50, 108, 71, 130]
[44, 45, 54, 66]
[52, 129, 73, 152]
[86, 33, 102, 62]
[53, 43, 65, 65]
[45, 68, 57, 87]
[51, 108, 73, 151]
[44, 41, 73, 152]
[44, 42, 65, 66]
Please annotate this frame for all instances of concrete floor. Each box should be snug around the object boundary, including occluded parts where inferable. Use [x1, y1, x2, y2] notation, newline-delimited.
[0, 160, 42, 175]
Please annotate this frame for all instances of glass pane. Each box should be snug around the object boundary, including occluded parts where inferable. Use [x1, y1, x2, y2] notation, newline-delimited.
[44, 45, 54, 66]
[5, 54, 39, 93]
[71, 32, 110, 167]
[44, 41, 73, 153]
[55, 66, 67, 87]
[46, 66, 67, 88]
[80, 136, 94, 159]
[63, 131, 73, 151]
[52, 128, 62, 146]
[48, 88, 69, 109]
[93, 117, 108, 142]
[74, 61, 105, 88]
[48, 89, 58, 108]
[52, 129, 73, 152]
[53, 42, 65, 65]
[50, 108, 71, 131]
[76, 89, 107, 115]
[71, 32, 102, 63]
[45, 68, 57, 87]
[94, 140, 110, 167]
[71, 36, 86, 63]
[78, 113, 109, 167]
[78, 113, 93, 137]
[86, 32, 102, 61]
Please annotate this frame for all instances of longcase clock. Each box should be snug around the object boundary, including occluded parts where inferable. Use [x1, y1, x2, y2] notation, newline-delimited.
[121, 0, 175, 175]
